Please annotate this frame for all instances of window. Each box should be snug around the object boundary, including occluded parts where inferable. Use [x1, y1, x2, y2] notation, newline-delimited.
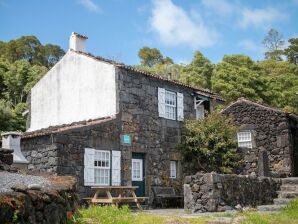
[170, 161, 177, 178]
[165, 90, 176, 120]
[237, 131, 252, 148]
[132, 159, 143, 181]
[196, 104, 205, 120]
[94, 150, 110, 185]
[158, 88, 183, 120]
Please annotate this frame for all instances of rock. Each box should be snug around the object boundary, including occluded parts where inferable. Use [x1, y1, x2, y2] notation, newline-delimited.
[235, 204, 242, 211]
[28, 184, 42, 190]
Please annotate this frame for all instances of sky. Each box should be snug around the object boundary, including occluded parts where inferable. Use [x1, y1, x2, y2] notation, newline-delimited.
[0, 0, 298, 65]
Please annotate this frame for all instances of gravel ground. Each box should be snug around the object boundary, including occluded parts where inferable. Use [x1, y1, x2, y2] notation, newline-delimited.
[0, 171, 52, 194]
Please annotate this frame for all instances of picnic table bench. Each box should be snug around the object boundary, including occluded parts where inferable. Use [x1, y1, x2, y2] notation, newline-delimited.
[152, 186, 183, 208]
[84, 186, 148, 210]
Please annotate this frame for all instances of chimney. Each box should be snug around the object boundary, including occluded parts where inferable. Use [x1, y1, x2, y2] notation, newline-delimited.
[1, 132, 28, 164]
[69, 32, 88, 52]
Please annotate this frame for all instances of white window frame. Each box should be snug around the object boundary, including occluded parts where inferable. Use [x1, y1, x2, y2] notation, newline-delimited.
[165, 90, 176, 120]
[132, 159, 143, 181]
[170, 160, 177, 179]
[94, 150, 110, 186]
[237, 131, 253, 149]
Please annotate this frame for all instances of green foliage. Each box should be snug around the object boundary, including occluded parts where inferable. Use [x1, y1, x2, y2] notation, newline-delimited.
[179, 112, 241, 174]
[211, 55, 265, 103]
[76, 206, 133, 224]
[284, 38, 298, 65]
[262, 28, 285, 61]
[138, 47, 164, 67]
[258, 60, 298, 114]
[0, 99, 13, 132]
[179, 51, 213, 89]
[0, 35, 65, 68]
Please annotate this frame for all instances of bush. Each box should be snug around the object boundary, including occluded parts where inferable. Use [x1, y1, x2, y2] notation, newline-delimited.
[179, 111, 242, 174]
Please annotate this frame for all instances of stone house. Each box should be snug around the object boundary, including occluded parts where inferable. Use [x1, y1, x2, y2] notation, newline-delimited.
[222, 98, 298, 178]
[20, 32, 223, 199]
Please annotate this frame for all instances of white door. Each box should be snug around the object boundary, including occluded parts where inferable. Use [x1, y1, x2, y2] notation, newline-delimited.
[132, 159, 143, 181]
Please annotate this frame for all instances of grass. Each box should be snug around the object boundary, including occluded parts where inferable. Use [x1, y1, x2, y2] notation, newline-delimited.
[69, 199, 298, 224]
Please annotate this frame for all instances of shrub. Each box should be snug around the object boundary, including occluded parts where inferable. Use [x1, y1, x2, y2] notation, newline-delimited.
[179, 111, 242, 174]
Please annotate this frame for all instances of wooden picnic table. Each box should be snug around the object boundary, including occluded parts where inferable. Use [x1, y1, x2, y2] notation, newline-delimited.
[88, 186, 148, 210]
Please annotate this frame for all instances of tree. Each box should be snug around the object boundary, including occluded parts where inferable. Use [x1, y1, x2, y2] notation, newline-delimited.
[284, 38, 298, 65]
[179, 51, 213, 89]
[262, 28, 285, 61]
[2, 60, 47, 106]
[0, 36, 65, 67]
[0, 99, 13, 132]
[138, 47, 164, 67]
[211, 55, 265, 103]
[179, 112, 242, 174]
[258, 60, 298, 114]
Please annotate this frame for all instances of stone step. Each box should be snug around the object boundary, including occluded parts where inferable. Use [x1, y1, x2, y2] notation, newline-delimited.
[273, 198, 292, 205]
[281, 185, 298, 192]
[281, 178, 298, 185]
[278, 191, 298, 199]
[258, 204, 286, 212]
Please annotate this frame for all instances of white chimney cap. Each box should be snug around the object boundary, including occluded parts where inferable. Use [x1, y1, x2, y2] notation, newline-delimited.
[69, 32, 88, 52]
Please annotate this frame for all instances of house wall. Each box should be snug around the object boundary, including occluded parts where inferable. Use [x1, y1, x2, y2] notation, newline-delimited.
[29, 51, 117, 131]
[116, 68, 200, 200]
[222, 102, 292, 177]
[21, 118, 121, 197]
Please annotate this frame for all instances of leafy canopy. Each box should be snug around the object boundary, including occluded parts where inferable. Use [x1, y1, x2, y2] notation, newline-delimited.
[179, 112, 242, 174]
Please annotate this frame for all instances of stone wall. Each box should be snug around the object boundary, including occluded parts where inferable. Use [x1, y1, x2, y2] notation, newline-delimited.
[0, 148, 13, 171]
[222, 100, 293, 177]
[184, 172, 281, 213]
[0, 175, 78, 224]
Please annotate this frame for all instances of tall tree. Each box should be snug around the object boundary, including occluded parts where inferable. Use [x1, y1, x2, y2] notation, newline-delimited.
[262, 28, 285, 61]
[138, 47, 164, 67]
[211, 55, 265, 103]
[284, 38, 298, 65]
[179, 51, 213, 89]
[0, 36, 65, 67]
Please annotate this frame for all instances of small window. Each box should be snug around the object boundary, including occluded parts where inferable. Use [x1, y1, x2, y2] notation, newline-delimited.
[94, 150, 110, 185]
[165, 90, 176, 120]
[132, 159, 143, 181]
[196, 104, 205, 120]
[170, 161, 177, 178]
[237, 131, 252, 148]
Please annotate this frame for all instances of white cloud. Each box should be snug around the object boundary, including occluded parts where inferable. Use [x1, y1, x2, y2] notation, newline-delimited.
[78, 0, 101, 13]
[239, 7, 285, 28]
[201, 0, 234, 16]
[150, 0, 218, 48]
[238, 39, 258, 52]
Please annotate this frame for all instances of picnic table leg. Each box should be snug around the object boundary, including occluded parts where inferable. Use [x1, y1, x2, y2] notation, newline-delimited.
[92, 190, 100, 202]
[130, 190, 143, 211]
[106, 190, 118, 207]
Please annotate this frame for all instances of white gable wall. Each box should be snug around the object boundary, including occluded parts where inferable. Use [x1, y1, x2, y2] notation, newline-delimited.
[29, 51, 117, 131]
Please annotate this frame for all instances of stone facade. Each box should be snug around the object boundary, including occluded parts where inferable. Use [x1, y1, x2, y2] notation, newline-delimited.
[184, 172, 280, 213]
[0, 148, 13, 171]
[222, 98, 298, 177]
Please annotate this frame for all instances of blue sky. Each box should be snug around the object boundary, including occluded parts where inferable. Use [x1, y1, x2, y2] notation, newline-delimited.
[0, 0, 297, 65]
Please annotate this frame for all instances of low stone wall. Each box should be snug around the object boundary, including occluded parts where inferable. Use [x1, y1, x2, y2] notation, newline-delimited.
[0, 174, 78, 224]
[0, 148, 13, 171]
[184, 172, 281, 213]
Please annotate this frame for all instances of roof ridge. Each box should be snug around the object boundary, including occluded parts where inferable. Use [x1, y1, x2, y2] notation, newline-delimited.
[22, 116, 115, 139]
[223, 97, 295, 115]
[70, 50, 224, 101]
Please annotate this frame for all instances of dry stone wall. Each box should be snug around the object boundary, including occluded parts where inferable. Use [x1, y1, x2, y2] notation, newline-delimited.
[184, 172, 281, 213]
